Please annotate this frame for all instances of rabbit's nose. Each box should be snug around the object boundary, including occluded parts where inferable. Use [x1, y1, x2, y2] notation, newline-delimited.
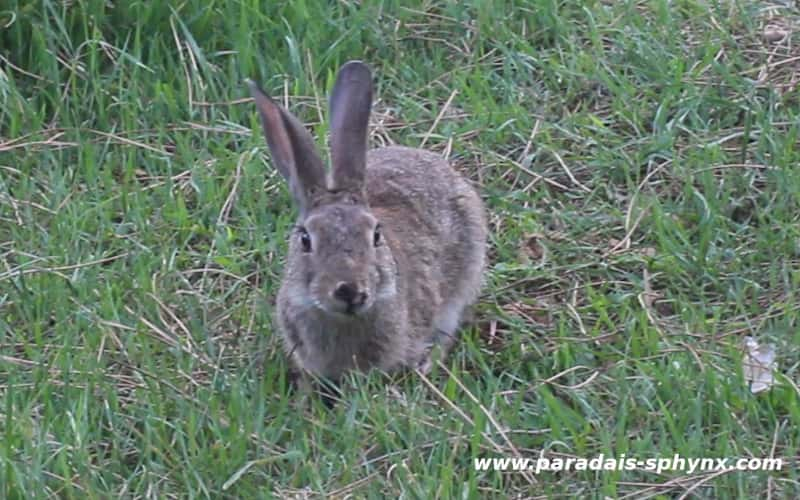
[333, 282, 367, 310]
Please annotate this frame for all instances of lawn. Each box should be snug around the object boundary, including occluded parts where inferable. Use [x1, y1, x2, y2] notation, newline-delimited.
[1, 0, 799, 498]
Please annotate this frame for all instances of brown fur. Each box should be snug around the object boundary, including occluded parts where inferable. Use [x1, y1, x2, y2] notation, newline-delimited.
[248, 62, 487, 380]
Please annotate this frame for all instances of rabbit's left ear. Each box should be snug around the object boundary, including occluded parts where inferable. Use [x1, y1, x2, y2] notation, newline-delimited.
[329, 61, 373, 194]
[248, 79, 327, 215]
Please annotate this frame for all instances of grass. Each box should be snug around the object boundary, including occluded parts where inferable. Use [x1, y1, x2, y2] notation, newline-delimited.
[1, 0, 799, 497]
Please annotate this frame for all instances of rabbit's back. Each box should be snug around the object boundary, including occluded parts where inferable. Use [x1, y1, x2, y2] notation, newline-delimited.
[366, 146, 487, 347]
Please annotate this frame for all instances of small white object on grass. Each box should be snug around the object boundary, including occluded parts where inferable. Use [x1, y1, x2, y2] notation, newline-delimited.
[742, 336, 777, 394]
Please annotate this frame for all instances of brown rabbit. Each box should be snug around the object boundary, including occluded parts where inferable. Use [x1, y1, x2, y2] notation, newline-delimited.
[248, 61, 487, 381]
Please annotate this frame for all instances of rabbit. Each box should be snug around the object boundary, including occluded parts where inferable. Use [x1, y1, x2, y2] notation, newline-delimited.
[247, 60, 487, 382]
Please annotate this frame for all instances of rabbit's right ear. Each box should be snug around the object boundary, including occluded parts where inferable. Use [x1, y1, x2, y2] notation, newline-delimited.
[328, 61, 373, 194]
[248, 80, 326, 215]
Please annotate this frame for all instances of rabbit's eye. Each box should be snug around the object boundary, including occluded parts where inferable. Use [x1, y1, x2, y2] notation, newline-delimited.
[299, 229, 312, 252]
[373, 224, 382, 247]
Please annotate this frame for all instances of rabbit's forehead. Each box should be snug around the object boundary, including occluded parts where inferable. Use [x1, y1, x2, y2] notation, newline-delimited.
[305, 205, 376, 234]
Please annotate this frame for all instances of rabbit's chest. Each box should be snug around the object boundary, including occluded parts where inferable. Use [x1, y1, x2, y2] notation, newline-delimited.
[291, 314, 409, 377]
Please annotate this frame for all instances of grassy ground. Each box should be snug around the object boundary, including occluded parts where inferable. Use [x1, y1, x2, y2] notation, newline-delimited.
[1, 0, 799, 497]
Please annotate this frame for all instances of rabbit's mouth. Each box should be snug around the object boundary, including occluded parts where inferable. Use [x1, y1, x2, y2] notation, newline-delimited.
[317, 280, 373, 316]
[314, 293, 373, 318]
[320, 298, 372, 317]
